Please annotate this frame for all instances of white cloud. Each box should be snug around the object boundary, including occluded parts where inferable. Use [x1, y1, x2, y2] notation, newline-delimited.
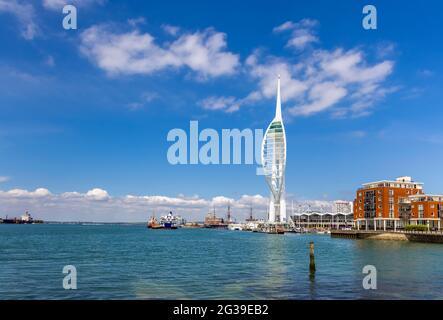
[124, 194, 208, 208]
[274, 19, 319, 50]
[127, 17, 146, 28]
[162, 24, 180, 36]
[61, 191, 83, 198]
[80, 25, 179, 75]
[0, 187, 269, 221]
[42, 0, 104, 10]
[291, 82, 347, 116]
[201, 31, 394, 117]
[318, 49, 394, 84]
[2, 188, 51, 198]
[211, 196, 234, 206]
[0, 0, 38, 40]
[273, 21, 297, 33]
[0, 186, 345, 222]
[287, 32, 318, 50]
[42, 0, 67, 9]
[169, 28, 239, 78]
[86, 188, 110, 201]
[199, 96, 239, 113]
[80, 25, 239, 79]
[126, 92, 158, 111]
[287, 48, 393, 117]
[375, 42, 396, 59]
[236, 194, 269, 208]
[0, 176, 10, 183]
[246, 55, 307, 100]
[201, 54, 308, 113]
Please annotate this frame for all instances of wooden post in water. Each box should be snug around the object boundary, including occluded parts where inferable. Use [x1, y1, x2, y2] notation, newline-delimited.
[309, 241, 316, 274]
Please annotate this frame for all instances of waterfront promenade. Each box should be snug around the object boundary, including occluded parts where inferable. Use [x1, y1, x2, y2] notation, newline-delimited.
[331, 229, 443, 243]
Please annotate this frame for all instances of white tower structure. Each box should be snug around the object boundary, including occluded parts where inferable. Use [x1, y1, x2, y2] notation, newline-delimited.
[261, 75, 287, 223]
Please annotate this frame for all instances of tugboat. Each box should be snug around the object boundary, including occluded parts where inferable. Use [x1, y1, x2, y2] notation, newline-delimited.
[147, 213, 163, 229]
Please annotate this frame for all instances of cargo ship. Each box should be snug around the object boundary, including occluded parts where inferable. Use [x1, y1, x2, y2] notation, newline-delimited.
[160, 211, 184, 229]
[147, 211, 184, 229]
[0, 211, 43, 224]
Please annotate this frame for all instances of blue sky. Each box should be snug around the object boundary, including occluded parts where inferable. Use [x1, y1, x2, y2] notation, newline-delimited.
[0, 0, 442, 221]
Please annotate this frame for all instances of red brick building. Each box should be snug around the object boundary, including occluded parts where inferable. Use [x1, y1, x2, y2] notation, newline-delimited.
[401, 194, 443, 230]
[353, 176, 432, 230]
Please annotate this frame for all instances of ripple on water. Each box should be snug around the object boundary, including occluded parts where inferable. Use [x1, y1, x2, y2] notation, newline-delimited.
[1, 225, 443, 299]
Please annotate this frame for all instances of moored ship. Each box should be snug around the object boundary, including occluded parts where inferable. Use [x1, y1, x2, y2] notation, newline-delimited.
[204, 210, 228, 229]
[227, 223, 243, 231]
[160, 211, 184, 229]
[182, 222, 204, 228]
[147, 214, 163, 229]
[147, 211, 184, 229]
[1, 211, 43, 224]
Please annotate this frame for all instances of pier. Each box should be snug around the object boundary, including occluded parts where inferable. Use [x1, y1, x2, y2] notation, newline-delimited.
[331, 230, 443, 243]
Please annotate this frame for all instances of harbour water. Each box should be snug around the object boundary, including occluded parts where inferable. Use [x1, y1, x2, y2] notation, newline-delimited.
[1, 224, 443, 300]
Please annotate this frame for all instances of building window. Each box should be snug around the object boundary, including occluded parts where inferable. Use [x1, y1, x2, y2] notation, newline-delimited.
[389, 203, 394, 218]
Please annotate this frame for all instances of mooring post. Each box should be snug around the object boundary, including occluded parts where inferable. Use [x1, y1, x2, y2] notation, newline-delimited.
[309, 241, 316, 274]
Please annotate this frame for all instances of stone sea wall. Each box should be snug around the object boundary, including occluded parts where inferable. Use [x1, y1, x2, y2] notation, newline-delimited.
[331, 230, 443, 243]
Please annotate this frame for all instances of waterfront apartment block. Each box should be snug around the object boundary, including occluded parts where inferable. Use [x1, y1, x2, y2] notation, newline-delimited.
[354, 176, 443, 230]
[400, 194, 443, 230]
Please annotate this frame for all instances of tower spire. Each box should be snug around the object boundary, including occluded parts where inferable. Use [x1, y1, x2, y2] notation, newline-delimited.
[275, 74, 282, 120]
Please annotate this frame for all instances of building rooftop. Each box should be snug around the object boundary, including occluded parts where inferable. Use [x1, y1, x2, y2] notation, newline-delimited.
[360, 177, 424, 189]
[292, 212, 353, 216]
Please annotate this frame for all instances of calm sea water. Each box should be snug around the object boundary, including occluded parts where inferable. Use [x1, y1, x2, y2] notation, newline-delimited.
[1, 224, 443, 300]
